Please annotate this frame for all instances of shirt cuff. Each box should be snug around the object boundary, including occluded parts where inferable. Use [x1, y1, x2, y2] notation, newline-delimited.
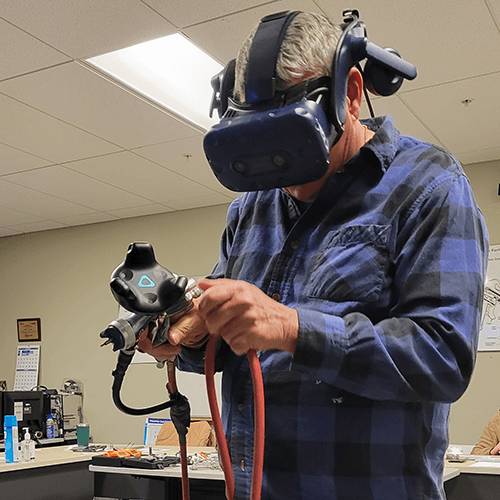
[291, 306, 346, 378]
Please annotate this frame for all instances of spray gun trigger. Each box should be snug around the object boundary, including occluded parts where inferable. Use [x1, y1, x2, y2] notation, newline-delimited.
[151, 316, 171, 347]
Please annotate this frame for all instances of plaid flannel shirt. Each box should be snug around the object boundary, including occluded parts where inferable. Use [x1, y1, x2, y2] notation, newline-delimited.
[179, 115, 488, 500]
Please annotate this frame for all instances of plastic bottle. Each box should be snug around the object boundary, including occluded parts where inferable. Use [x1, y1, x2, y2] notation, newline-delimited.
[4, 415, 19, 463]
[20, 427, 35, 461]
[53, 416, 59, 438]
[46, 413, 55, 439]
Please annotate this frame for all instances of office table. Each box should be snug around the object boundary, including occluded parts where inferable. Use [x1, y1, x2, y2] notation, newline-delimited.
[444, 458, 500, 500]
[91, 446, 225, 500]
[0, 445, 100, 500]
[92, 451, 489, 500]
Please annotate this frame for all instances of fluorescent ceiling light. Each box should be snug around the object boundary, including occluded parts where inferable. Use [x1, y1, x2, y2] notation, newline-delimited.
[87, 33, 223, 130]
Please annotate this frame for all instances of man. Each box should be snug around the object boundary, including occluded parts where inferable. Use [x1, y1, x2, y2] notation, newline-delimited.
[138, 11, 488, 500]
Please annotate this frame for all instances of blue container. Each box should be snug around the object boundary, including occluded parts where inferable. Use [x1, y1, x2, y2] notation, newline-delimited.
[46, 414, 55, 439]
[4, 415, 19, 463]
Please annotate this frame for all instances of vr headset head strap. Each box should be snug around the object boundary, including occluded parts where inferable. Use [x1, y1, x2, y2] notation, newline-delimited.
[245, 10, 300, 104]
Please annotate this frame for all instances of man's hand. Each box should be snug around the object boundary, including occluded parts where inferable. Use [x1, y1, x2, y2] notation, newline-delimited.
[136, 300, 208, 361]
[197, 278, 298, 356]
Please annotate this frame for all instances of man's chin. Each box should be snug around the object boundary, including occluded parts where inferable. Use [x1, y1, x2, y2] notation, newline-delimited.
[283, 185, 318, 203]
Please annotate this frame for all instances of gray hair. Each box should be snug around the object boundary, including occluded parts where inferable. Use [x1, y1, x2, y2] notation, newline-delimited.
[234, 12, 343, 102]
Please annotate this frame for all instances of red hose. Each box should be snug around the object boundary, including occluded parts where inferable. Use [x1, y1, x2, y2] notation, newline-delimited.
[205, 335, 265, 500]
[206, 335, 235, 500]
[248, 349, 265, 500]
[180, 443, 190, 499]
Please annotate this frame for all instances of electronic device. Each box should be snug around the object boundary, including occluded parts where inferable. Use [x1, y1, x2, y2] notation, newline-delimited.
[101, 242, 200, 354]
[203, 9, 417, 192]
[2, 390, 64, 441]
[61, 393, 82, 433]
[2, 390, 45, 439]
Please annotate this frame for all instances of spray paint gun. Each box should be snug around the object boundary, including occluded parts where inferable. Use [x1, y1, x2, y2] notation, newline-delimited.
[101, 242, 264, 500]
[100, 242, 201, 417]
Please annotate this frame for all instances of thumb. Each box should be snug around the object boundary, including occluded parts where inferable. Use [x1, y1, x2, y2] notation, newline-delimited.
[168, 321, 188, 346]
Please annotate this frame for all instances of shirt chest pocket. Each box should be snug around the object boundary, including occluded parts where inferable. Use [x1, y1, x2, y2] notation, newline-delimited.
[306, 225, 392, 303]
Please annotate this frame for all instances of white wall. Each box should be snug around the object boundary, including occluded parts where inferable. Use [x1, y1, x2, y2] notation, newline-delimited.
[0, 203, 229, 445]
[0, 160, 498, 446]
[449, 161, 500, 445]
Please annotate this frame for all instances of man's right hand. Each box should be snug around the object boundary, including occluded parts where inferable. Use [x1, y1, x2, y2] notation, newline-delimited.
[136, 299, 208, 361]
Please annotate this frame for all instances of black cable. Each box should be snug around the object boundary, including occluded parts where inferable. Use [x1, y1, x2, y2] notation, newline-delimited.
[111, 351, 176, 416]
[363, 86, 375, 118]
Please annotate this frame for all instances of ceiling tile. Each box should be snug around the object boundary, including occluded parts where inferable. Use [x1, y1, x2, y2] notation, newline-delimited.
[316, 0, 500, 90]
[361, 95, 445, 148]
[5, 165, 154, 211]
[0, 142, 51, 175]
[401, 72, 500, 155]
[183, 0, 326, 62]
[0, 62, 201, 150]
[167, 193, 234, 211]
[0, 0, 176, 59]
[0, 0, 498, 238]
[55, 212, 120, 226]
[106, 204, 174, 219]
[486, 0, 500, 26]
[457, 146, 500, 166]
[132, 135, 236, 196]
[6, 220, 68, 234]
[0, 205, 44, 226]
[143, 0, 275, 28]
[0, 18, 69, 81]
[0, 93, 120, 163]
[0, 179, 98, 218]
[0, 227, 22, 237]
[63, 150, 231, 205]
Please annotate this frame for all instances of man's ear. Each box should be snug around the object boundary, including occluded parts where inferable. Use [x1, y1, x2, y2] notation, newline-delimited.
[346, 67, 364, 120]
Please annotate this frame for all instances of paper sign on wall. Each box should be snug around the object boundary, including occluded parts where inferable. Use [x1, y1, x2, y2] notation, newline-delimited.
[479, 245, 500, 351]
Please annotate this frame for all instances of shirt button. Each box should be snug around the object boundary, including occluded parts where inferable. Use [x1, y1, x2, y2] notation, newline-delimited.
[290, 240, 299, 250]
[271, 293, 281, 301]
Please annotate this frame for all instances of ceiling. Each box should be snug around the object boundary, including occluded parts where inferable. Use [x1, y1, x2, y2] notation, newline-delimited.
[0, 0, 499, 238]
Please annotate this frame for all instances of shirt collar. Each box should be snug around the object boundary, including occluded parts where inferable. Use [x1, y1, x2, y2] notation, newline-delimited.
[360, 115, 400, 173]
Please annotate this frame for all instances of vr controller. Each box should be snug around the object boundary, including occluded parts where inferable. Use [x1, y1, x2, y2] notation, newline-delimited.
[100, 242, 200, 353]
[203, 9, 417, 193]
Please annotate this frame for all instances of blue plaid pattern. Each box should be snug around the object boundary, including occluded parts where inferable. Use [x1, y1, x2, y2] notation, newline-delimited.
[179, 115, 488, 499]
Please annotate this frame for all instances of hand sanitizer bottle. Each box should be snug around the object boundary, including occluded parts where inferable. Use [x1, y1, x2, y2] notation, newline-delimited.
[21, 427, 35, 461]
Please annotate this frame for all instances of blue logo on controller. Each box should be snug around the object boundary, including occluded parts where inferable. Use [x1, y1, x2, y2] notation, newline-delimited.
[138, 275, 155, 288]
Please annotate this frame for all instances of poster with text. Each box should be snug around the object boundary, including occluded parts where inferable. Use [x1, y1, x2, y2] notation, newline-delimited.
[479, 244, 500, 351]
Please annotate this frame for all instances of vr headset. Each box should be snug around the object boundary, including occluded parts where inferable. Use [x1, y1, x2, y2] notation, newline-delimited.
[203, 10, 417, 192]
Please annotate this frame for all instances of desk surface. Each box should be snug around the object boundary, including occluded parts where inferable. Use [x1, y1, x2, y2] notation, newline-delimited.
[445, 458, 500, 476]
[0, 445, 102, 474]
[90, 446, 224, 481]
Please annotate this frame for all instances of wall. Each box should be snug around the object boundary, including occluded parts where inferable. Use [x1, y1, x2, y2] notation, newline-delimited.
[0, 160, 498, 447]
[0, 203, 229, 445]
[449, 160, 500, 445]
